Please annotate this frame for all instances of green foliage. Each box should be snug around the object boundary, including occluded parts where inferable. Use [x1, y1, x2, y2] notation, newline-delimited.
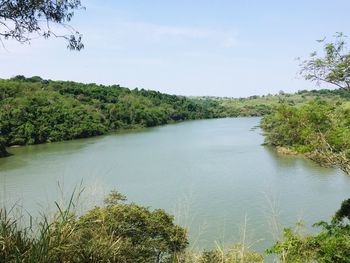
[194, 245, 263, 263]
[0, 191, 266, 262]
[0, 77, 221, 148]
[333, 199, 350, 222]
[4, 190, 350, 262]
[0, 136, 9, 157]
[103, 190, 127, 206]
[1, 76, 348, 158]
[266, 227, 317, 262]
[0, 191, 188, 263]
[268, 199, 350, 262]
[79, 203, 188, 262]
[299, 32, 350, 90]
[261, 99, 350, 174]
[0, 0, 84, 50]
[212, 88, 347, 118]
[261, 34, 350, 173]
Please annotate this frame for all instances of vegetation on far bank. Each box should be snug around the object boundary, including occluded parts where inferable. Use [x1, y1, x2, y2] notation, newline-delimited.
[1, 75, 348, 158]
[0, 76, 221, 152]
[208, 87, 349, 117]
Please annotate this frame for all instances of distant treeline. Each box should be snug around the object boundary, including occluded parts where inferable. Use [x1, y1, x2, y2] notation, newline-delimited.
[1, 76, 349, 155]
[0, 76, 222, 148]
[210, 88, 350, 117]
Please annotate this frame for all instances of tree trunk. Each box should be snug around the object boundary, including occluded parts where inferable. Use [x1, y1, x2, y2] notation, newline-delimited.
[0, 142, 9, 157]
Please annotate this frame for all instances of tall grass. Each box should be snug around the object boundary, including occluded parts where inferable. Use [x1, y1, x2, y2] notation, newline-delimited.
[0, 191, 266, 263]
[0, 184, 284, 263]
[1, 188, 188, 262]
[1, 189, 78, 262]
[0, 186, 125, 262]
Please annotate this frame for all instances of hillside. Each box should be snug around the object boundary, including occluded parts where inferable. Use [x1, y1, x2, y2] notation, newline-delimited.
[0, 76, 221, 150]
[210, 88, 350, 117]
[1, 75, 349, 157]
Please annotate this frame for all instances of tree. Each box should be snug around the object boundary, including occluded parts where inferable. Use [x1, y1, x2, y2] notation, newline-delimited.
[0, 136, 9, 157]
[0, 1, 84, 156]
[79, 191, 188, 263]
[333, 198, 350, 222]
[0, 0, 84, 50]
[299, 32, 350, 90]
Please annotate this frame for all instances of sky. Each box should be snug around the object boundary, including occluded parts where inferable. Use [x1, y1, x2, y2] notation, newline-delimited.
[1, 0, 349, 97]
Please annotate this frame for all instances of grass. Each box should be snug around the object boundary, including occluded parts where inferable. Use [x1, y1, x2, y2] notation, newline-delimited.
[0, 188, 267, 263]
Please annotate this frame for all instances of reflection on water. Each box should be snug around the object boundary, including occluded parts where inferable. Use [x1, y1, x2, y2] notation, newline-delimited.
[0, 117, 349, 251]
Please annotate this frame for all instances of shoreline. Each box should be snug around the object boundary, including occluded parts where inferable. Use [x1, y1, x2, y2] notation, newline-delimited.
[274, 146, 350, 175]
[0, 116, 229, 158]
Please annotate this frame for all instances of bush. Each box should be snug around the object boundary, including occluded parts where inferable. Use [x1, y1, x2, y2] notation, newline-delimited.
[0, 191, 188, 263]
[268, 199, 350, 263]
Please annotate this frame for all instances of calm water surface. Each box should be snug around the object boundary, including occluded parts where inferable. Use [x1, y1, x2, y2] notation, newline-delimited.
[1, 117, 349, 251]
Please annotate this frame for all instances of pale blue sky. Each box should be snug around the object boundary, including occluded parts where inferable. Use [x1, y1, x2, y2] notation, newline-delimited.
[1, 0, 349, 97]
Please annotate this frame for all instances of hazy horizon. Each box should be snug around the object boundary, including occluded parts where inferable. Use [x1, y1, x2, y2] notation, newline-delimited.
[1, 0, 349, 97]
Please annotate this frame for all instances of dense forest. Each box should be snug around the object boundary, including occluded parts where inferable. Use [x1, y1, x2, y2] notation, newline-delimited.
[1, 76, 349, 158]
[0, 76, 222, 153]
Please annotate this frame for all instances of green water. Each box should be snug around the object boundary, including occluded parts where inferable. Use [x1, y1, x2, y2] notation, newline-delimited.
[1, 117, 349, 251]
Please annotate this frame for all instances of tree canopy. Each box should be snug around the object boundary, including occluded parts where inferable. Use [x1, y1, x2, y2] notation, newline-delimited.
[0, 0, 84, 50]
[0, 76, 223, 149]
[299, 32, 350, 90]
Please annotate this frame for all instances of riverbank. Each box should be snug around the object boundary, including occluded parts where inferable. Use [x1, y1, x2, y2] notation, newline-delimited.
[306, 149, 350, 175]
[261, 100, 350, 175]
[0, 76, 224, 156]
[2, 76, 348, 158]
[2, 117, 349, 253]
[275, 145, 350, 175]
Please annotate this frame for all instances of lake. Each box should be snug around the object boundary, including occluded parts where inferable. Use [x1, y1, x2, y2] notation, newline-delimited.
[1, 117, 349, 251]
